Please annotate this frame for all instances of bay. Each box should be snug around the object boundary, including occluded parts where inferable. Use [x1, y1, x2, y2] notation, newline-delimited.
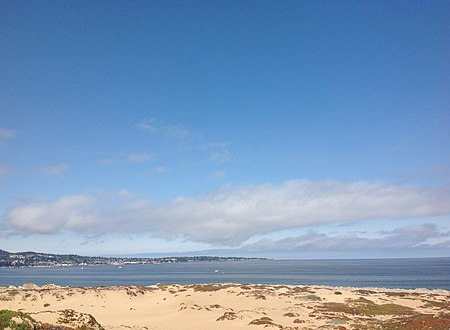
[1, 258, 449, 290]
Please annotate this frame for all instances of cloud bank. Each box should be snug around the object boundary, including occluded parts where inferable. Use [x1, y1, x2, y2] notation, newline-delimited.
[244, 223, 450, 253]
[3, 180, 450, 246]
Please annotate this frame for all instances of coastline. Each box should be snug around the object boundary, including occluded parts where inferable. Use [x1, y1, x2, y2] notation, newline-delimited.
[2, 258, 449, 290]
[1, 283, 449, 329]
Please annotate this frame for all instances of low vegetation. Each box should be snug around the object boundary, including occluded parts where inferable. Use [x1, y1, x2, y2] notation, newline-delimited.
[216, 311, 238, 321]
[0, 310, 33, 330]
[249, 316, 280, 327]
[191, 284, 232, 292]
[57, 309, 104, 330]
[320, 299, 413, 316]
[297, 294, 322, 301]
[382, 313, 450, 330]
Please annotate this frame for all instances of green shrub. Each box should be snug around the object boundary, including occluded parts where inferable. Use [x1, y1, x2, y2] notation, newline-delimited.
[0, 309, 34, 330]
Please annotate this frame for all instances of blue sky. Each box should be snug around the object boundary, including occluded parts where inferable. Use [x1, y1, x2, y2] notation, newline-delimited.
[1, 0, 449, 258]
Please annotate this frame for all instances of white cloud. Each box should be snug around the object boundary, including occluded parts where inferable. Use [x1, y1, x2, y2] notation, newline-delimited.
[127, 152, 155, 164]
[39, 163, 69, 176]
[3, 180, 450, 246]
[137, 119, 190, 139]
[6, 195, 98, 234]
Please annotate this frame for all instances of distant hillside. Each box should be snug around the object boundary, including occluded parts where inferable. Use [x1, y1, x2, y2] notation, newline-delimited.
[0, 249, 264, 267]
[0, 249, 10, 257]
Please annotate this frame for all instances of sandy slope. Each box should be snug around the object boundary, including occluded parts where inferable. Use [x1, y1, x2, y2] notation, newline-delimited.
[1, 283, 449, 329]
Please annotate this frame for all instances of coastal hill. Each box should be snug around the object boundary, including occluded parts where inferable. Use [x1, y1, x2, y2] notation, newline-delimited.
[0, 249, 263, 267]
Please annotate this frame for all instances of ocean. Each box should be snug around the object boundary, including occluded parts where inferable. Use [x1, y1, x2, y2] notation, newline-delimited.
[0, 258, 449, 290]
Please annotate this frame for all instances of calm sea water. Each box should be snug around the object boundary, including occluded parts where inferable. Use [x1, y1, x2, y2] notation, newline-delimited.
[1, 258, 449, 290]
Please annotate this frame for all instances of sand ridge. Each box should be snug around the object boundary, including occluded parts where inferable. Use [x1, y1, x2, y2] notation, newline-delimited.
[1, 283, 450, 329]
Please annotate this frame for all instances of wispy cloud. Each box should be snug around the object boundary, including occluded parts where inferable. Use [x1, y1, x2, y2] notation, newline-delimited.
[39, 163, 69, 176]
[3, 180, 450, 246]
[136, 120, 233, 178]
[0, 128, 16, 140]
[0, 128, 16, 148]
[127, 152, 155, 164]
[97, 158, 116, 166]
[211, 170, 227, 179]
[203, 141, 231, 164]
[152, 166, 170, 174]
[0, 165, 12, 176]
[209, 150, 231, 163]
[117, 189, 133, 199]
[202, 142, 229, 149]
[137, 119, 191, 139]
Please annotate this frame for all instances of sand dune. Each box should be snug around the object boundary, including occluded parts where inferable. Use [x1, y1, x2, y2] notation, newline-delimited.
[1, 283, 449, 329]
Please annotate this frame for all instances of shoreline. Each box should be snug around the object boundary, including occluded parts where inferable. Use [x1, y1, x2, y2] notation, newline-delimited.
[3, 282, 450, 293]
[1, 283, 449, 329]
[2, 258, 449, 291]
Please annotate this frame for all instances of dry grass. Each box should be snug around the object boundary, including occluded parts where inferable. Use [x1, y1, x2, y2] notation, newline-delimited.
[297, 294, 322, 302]
[353, 289, 376, 295]
[382, 313, 450, 330]
[249, 316, 280, 327]
[209, 304, 222, 309]
[283, 312, 298, 317]
[317, 296, 414, 320]
[216, 312, 238, 321]
[192, 284, 231, 292]
[290, 286, 315, 294]
[320, 300, 413, 316]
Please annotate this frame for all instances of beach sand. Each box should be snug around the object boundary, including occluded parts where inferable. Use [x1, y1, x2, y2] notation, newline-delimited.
[1, 283, 449, 329]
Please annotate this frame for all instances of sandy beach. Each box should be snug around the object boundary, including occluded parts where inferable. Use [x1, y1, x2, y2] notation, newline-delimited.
[1, 283, 449, 329]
